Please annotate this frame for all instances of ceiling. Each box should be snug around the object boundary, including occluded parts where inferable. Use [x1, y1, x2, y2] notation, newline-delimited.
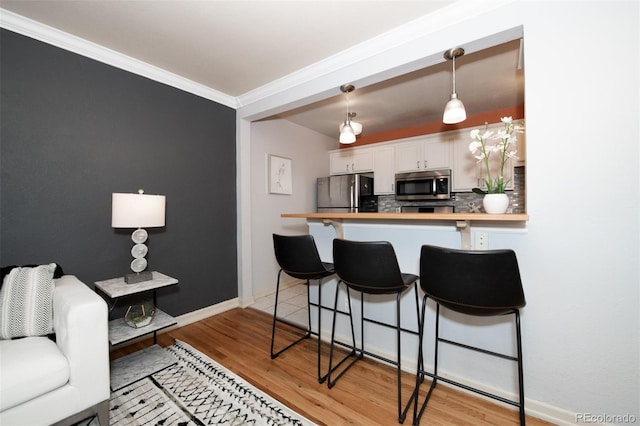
[0, 1, 524, 139]
[275, 39, 524, 137]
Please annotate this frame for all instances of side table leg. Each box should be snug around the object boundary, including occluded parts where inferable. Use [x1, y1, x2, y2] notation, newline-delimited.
[153, 289, 158, 344]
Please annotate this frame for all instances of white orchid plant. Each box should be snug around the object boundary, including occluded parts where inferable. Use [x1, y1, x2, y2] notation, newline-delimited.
[469, 116, 523, 194]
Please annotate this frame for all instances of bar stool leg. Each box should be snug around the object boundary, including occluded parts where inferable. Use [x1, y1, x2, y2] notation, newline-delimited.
[306, 278, 312, 340]
[270, 270, 311, 359]
[328, 282, 360, 388]
[317, 279, 328, 384]
[413, 295, 427, 426]
[516, 310, 526, 425]
[398, 284, 421, 424]
[270, 269, 284, 359]
[414, 300, 440, 425]
[396, 292, 403, 423]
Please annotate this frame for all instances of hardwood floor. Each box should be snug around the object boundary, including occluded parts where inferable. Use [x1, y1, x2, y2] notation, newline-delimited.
[111, 307, 552, 426]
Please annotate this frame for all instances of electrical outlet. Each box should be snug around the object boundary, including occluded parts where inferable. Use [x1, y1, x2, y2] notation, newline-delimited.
[475, 232, 489, 250]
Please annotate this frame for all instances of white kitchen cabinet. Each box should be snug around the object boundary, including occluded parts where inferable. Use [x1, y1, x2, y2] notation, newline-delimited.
[395, 141, 421, 172]
[327, 120, 524, 193]
[373, 146, 395, 194]
[329, 148, 374, 175]
[396, 134, 452, 173]
[452, 134, 482, 192]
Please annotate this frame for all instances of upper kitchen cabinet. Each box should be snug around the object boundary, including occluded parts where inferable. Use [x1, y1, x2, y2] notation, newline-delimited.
[373, 145, 395, 194]
[396, 133, 452, 173]
[329, 147, 374, 175]
[452, 134, 485, 192]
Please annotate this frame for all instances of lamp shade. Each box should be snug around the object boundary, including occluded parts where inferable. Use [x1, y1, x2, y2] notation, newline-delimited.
[112, 192, 166, 228]
[442, 94, 467, 124]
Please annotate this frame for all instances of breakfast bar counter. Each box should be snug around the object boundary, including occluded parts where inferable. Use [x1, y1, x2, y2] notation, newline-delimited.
[282, 212, 528, 221]
[281, 212, 529, 249]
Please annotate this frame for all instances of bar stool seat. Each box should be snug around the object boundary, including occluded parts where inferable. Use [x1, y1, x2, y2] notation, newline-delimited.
[328, 238, 420, 424]
[271, 234, 335, 383]
[414, 244, 527, 425]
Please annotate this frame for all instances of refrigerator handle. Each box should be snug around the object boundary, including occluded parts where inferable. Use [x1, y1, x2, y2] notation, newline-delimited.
[350, 180, 355, 212]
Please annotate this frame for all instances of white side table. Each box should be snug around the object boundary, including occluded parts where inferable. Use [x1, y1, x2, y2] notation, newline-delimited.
[94, 271, 179, 390]
[95, 271, 178, 345]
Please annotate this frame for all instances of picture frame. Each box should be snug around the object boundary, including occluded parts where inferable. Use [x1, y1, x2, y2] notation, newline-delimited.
[268, 154, 292, 195]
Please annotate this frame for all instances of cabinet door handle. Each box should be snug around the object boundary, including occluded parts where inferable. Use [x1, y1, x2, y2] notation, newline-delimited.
[424, 160, 427, 169]
[417, 160, 419, 169]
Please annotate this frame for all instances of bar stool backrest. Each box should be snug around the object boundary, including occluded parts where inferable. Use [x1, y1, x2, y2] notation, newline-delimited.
[420, 245, 526, 316]
[273, 234, 331, 280]
[333, 238, 406, 294]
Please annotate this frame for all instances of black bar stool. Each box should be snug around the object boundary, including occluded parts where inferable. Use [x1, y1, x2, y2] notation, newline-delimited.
[328, 238, 420, 424]
[414, 244, 526, 425]
[271, 233, 335, 383]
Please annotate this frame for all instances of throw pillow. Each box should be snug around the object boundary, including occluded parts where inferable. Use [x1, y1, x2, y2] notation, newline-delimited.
[1, 263, 64, 282]
[0, 263, 57, 339]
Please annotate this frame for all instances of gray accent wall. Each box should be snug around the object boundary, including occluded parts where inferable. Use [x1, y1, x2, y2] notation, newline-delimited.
[0, 29, 237, 316]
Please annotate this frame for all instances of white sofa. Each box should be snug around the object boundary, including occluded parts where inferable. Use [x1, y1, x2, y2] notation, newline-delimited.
[0, 275, 110, 426]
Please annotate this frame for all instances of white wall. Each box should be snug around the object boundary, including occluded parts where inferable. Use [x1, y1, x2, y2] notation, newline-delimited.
[239, 1, 639, 423]
[249, 119, 335, 297]
[516, 1, 638, 421]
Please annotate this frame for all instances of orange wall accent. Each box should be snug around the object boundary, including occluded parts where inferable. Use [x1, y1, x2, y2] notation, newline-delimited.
[341, 105, 525, 148]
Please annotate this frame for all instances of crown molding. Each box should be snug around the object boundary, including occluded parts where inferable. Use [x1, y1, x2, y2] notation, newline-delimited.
[0, 8, 238, 108]
[1, 1, 512, 111]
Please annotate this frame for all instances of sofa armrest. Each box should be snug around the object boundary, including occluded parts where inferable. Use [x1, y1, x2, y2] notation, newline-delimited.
[52, 275, 110, 403]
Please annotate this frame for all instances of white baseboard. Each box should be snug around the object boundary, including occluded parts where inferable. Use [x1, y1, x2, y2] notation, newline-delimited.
[172, 298, 239, 328]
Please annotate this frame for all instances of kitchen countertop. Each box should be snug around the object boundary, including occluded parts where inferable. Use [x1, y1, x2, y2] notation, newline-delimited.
[281, 212, 529, 221]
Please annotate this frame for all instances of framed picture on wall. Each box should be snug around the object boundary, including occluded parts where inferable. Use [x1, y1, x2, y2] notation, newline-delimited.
[269, 154, 292, 195]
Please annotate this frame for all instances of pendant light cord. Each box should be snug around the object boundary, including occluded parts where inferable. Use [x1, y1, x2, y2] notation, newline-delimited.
[452, 54, 457, 95]
[345, 91, 351, 123]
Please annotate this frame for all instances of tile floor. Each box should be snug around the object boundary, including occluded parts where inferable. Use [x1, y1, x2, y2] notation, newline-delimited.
[250, 282, 309, 328]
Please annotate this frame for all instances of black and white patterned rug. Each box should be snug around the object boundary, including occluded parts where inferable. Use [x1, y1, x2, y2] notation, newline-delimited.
[107, 340, 316, 426]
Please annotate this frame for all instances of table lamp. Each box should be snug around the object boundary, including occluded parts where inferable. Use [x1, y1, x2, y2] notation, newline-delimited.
[112, 189, 166, 284]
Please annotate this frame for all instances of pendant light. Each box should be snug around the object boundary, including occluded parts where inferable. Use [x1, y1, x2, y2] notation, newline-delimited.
[339, 84, 362, 144]
[443, 47, 467, 124]
[340, 113, 363, 136]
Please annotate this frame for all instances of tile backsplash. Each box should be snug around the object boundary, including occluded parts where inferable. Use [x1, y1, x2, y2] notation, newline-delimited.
[378, 166, 525, 213]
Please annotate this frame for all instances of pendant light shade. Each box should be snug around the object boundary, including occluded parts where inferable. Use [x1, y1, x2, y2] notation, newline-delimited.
[339, 112, 362, 136]
[339, 120, 356, 144]
[443, 93, 466, 124]
[338, 84, 362, 144]
[350, 120, 363, 135]
[443, 47, 467, 124]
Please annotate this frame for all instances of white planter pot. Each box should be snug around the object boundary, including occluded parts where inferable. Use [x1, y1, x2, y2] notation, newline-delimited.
[483, 193, 509, 214]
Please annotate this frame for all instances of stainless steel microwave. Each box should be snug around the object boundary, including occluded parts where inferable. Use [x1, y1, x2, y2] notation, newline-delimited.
[395, 169, 452, 201]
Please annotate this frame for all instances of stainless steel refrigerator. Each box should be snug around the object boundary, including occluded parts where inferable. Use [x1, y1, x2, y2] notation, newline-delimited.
[316, 174, 377, 212]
